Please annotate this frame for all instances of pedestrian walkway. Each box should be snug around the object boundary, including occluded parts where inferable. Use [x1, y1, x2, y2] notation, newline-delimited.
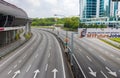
[0, 32, 26, 58]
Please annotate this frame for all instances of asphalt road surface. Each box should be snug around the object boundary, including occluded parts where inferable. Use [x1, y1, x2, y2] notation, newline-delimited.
[58, 30, 120, 78]
[0, 29, 72, 78]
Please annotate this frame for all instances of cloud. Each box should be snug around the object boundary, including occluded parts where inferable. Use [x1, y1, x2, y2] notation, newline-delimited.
[27, 0, 41, 7]
[4, 0, 79, 18]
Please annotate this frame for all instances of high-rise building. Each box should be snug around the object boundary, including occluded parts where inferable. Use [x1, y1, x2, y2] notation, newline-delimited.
[79, 0, 120, 27]
[110, 0, 118, 17]
[80, 0, 104, 20]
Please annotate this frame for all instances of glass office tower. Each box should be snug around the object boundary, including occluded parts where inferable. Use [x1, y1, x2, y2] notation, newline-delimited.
[80, 0, 104, 19]
[99, 0, 104, 17]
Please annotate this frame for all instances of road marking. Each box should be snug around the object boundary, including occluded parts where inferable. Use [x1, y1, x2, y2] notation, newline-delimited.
[55, 37, 66, 78]
[45, 64, 48, 71]
[35, 54, 38, 58]
[73, 54, 87, 78]
[12, 70, 20, 78]
[52, 68, 58, 78]
[18, 60, 22, 63]
[8, 70, 12, 74]
[48, 53, 50, 58]
[99, 56, 106, 61]
[88, 67, 96, 77]
[100, 71, 108, 78]
[14, 65, 17, 68]
[34, 69, 40, 78]
[105, 67, 117, 77]
[26, 65, 31, 72]
[86, 56, 92, 62]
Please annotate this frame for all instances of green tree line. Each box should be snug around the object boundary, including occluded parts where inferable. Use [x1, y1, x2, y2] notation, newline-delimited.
[32, 18, 64, 26]
[32, 17, 107, 29]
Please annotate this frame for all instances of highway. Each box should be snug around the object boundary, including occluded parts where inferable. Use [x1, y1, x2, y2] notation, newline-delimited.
[58, 29, 120, 78]
[0, 29, 72, 78]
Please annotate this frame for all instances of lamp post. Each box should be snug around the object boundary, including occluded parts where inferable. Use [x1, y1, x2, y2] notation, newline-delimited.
[54, 14, 68, 48]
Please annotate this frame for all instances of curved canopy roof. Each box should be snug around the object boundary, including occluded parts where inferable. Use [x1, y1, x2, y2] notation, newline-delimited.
[0, 0, 28, 19]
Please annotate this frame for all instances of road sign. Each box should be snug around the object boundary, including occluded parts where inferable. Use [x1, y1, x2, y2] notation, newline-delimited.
[64, 38, 69, 42]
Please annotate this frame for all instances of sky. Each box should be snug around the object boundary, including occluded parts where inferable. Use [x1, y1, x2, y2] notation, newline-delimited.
[5, 0, 79, 18]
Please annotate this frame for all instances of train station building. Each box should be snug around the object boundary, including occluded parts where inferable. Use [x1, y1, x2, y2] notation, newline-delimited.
[0, 0, 31, 47]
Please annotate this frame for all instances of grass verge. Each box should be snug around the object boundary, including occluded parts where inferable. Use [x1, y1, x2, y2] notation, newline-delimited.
[110, 38, 120, 43]
[62, 27, 77, 31]
[32, 26, 54, 29]
[100, 39, 120, 49]
[24, 32, 32, 40]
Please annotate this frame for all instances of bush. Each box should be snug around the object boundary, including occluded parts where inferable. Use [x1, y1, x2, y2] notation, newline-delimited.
[24, 33, 32, 40]
[15, 33, 20, 40]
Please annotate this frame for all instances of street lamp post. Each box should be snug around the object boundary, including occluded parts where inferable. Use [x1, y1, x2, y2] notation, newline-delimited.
[54, 14, 68, 48]
[70, 32, 78, 66]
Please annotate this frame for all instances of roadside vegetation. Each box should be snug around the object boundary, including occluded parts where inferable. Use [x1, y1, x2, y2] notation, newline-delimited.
[24, 32, 32, 40]
[32, 26, 54, 29]
[15, 33, 20, 40]
[32, 17, 107, 31]
[110, 38, 120, 43]
[100, 39, 120, 49]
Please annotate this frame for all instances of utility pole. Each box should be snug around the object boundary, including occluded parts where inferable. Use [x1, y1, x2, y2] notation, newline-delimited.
[70, 33, 74, 66]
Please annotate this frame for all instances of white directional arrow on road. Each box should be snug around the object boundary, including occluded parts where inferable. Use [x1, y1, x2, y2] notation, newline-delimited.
[52, 68, 58, 78]
[12, 70, 20, 78]
[88, 67, 96, 77]
[105, 67, 117, 77]
[33, 69, 40, 78]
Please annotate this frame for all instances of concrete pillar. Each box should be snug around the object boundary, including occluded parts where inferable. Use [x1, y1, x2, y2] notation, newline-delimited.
[13, 30, 16, 41]
[25, 21, 31, 34]
[0, 31, 6, 46]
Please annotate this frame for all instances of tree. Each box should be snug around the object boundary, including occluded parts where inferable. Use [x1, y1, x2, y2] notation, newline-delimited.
[64, 17, 79, 29]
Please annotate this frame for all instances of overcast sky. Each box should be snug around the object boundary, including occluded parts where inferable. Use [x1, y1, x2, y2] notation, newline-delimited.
[5, 0, 79, 18]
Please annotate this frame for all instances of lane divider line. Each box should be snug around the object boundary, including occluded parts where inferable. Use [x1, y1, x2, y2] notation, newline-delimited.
[99, 56, 106, 61]
[100, 71, 108, 78]
[8, 70, 12, 74]
[73, 54, 87, 78]
[55, 37, 66, 78]
[48, 53, 50, 58]
[14, 65, 17, 68]
[26, 65, 31, 72]
[86, 56, 92, 62]
[45, 64, 48, 71]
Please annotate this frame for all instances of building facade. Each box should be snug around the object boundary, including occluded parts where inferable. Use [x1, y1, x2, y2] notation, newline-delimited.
[80, 0, 104, 20]
[79, 0, 120, 27]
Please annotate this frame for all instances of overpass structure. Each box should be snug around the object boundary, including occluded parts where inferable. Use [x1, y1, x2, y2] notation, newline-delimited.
[0, 0, 31, 46]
